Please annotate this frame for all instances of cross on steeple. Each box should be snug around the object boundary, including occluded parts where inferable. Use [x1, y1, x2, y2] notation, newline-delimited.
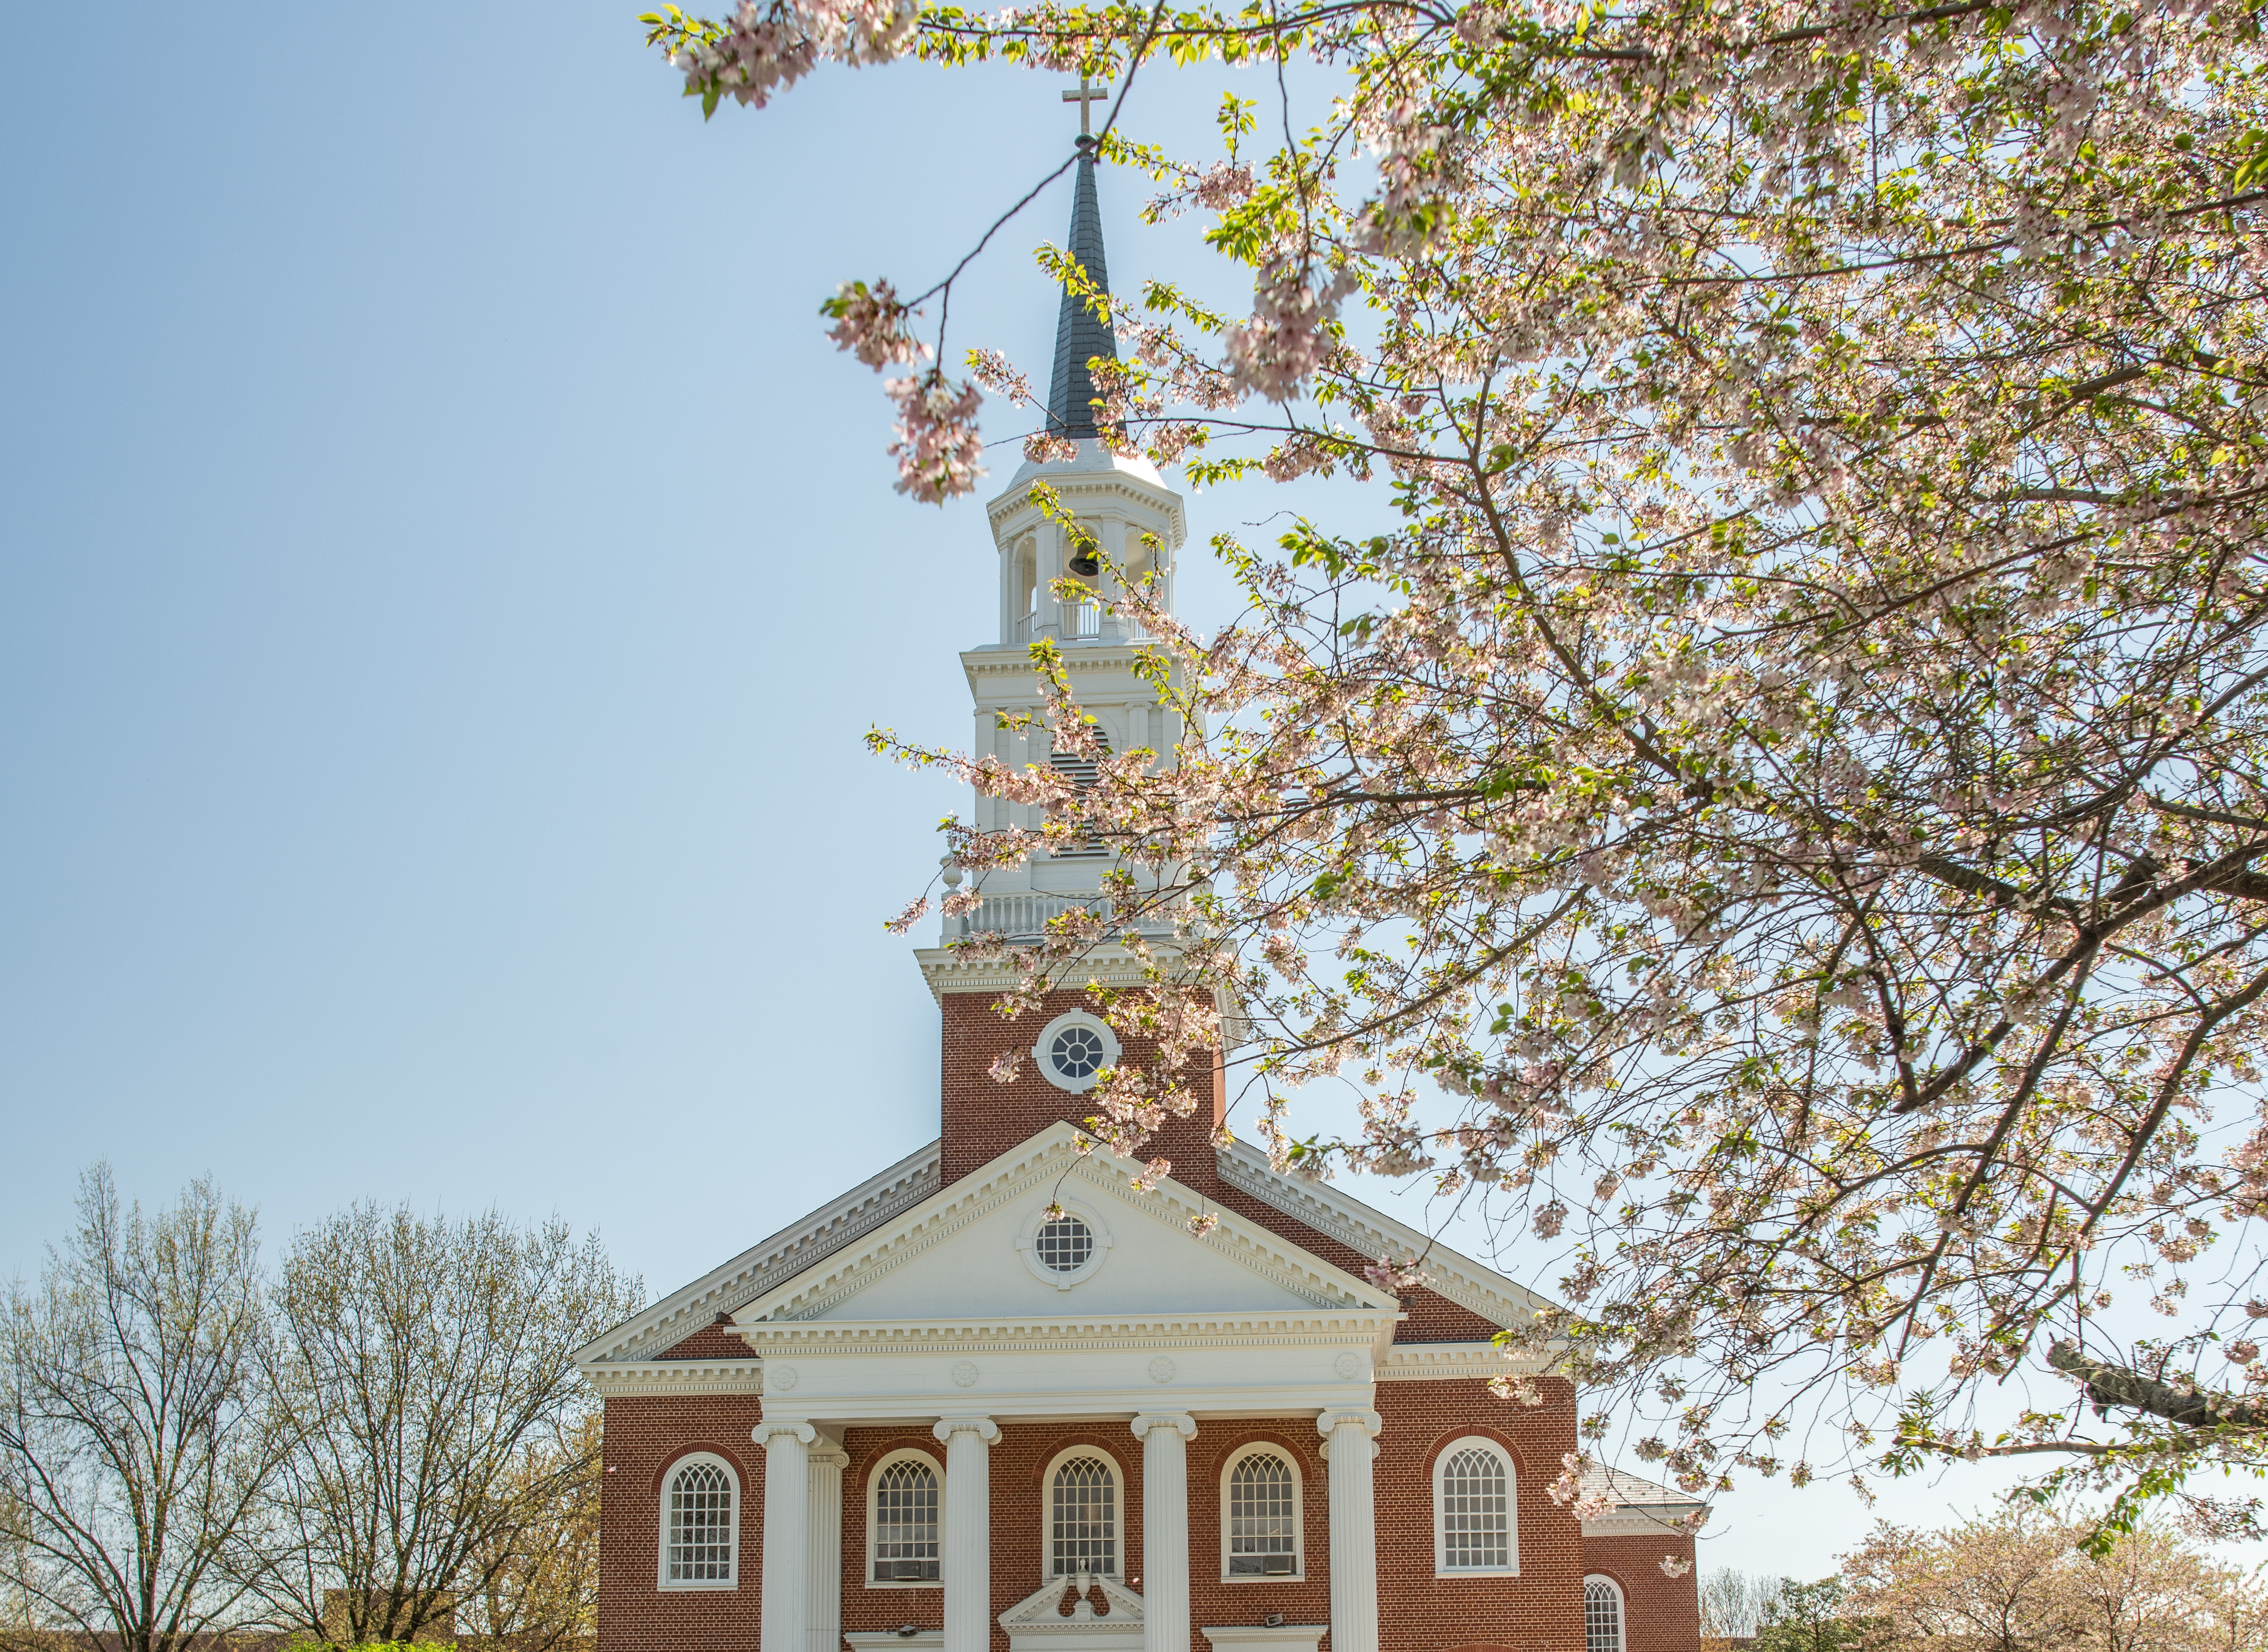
[1062, 76, 1110, 138]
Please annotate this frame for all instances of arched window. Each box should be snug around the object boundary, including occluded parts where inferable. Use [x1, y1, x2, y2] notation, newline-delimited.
[1433, 1437, 1517, 1576]
[868, 1451, 942, 1584]
[1047, 1451, 1120, 1577]
[1222, 1447, 1302, 1578]
[658, 1452, 738, 1588]
[1585, 1575, 1626, 1652]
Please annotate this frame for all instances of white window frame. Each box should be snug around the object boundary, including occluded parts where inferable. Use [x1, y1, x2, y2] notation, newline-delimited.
[1042, 1446, 1125, 1580]
[1432, 1435, 1518, 1577]
[1219, 1445, 1305, 1581]
[1015, 1196, 1114, 1290]
[866, 1448, 945, 1589]
[656, 1450, 740, 1590]
[1031, 1011, 1123, 1095]
[1585, 1573, 1627, 1652]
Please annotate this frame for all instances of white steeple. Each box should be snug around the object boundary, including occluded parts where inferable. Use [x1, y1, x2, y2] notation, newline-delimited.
[924, 138, 1192, 960]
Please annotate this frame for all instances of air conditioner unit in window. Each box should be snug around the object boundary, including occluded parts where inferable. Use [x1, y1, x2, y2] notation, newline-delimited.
[1263, 1554, 1295, 1575]
[891, 1560, 929, 1581]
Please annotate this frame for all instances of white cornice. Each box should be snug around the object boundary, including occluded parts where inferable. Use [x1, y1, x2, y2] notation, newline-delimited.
[733, 1311, 1397, 1354]
[581, 1359, 767, 1398]
[1214, 1143, 1558, 1332]
[1581, 1508, 1705, 1538]
[1375, 1341, 1549, 1381]
[574, 1141, 943, 1368]
[729, 1123, 1401, 1331]
[910, 943, 1168, 1005]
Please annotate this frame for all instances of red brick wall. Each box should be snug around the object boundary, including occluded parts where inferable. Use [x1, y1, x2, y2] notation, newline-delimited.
[840, 1426, 946, 1635]
[1580, 1534, 1700, 1652]
[659, 1323, 754, 1360]
[599, 1394, 765, 1652]
[1209, 1185, 1501, 1345]
[1374, 1378, 1586, 1652]
[944, 988, 1493, 1344]
[1187, 1422, 1331, 1637]
[601, 1385, 1693, 1652]
[941, 990, 1224, 1192]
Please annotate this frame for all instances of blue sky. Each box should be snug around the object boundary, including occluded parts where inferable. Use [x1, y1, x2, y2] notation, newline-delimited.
[2, 0, 2047, 1581]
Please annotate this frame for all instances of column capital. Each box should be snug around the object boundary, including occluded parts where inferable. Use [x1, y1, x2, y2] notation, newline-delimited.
[1316, 1408, 1382, 1440]
[809, 1442, 851, 1469]
[756, 1421, 819, 1446]
[933, 1416, 1000, 1445]
[1130, 1412, 1198, 1440]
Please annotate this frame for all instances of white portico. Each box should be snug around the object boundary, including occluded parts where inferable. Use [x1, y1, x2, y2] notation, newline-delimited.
[723, 1125, 1399, 1652]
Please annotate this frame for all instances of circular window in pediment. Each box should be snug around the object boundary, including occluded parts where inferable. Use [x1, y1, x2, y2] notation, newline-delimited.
[1035, 1216, 1095, 1273]
[1018, 1200, 1112, 1289]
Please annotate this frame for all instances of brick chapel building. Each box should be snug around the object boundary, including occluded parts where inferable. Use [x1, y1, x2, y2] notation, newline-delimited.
[571, 121, 1706, 1652]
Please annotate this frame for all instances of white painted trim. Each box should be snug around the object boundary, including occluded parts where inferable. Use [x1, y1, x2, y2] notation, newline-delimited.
[847, 1634, 944, 1652]
[1217, 1444, 1305, 1582]
[1432, 1435, 1518, 1578]
[657, 1451, 740, 1591]
[576, 1141, 942, 1367]
[725, 1125, 1398, 1328]
[866, 1448, 946, 1590]
[1016, 1198, 1114, 1290]
[1032, 1011, 1122, 1094]
[1584, 1574, 1627, 1652]
[582, 1359, 766, 1397]
[1199, 1629, 1327, 1652]
[1042, 1445, 1127, 1581]
[1374, 1342, 1553, 1381]
[1214, 1142, 1556, 1333]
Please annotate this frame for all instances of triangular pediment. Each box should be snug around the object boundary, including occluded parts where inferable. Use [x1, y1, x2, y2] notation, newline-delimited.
[729, 1123, 1399, 1327]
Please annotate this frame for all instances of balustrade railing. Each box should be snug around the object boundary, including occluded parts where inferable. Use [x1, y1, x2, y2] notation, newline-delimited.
[946, 891, 1181, 944]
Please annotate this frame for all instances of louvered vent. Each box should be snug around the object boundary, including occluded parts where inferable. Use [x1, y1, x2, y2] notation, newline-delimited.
[1049, 731, 1112, 860]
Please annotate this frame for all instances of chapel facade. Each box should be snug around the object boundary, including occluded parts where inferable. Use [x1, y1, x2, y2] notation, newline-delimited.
[572, 126, 1706, 1652]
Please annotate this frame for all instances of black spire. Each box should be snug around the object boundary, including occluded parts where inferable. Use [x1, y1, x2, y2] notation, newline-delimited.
[1045, 136, 1117, 441]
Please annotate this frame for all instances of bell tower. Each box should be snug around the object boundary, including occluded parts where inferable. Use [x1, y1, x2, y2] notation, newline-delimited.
[913, 124, 1219, 1189]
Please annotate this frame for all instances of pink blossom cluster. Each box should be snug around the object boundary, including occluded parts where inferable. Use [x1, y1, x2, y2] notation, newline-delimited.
[883, 374, 986, 504]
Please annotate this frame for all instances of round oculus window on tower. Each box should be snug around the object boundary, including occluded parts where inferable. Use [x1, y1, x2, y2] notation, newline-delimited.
[1032, 1012, 1121, 1095]
[1050, 1025, 1107, 1082]
[1034, 1216, 1095, 1273]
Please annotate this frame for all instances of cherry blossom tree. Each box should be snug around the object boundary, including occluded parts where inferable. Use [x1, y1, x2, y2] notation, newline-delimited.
[641, 0, 2268, 1534]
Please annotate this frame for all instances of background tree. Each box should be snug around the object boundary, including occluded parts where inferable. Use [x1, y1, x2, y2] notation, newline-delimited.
[252, 1205, 636, 1646]
[1703, 1569, 1784, 1640]
[648, 0, 2268, 1534]
[1756, 1579, 1875, 1652]
[1842, 1507, 2080, 1652]
[2062, 1526, 2219, 1652]
[453, 1413, 603, 1652]
[2196, 1566, 2268, 1652]
[0, 1167, 278, 1652]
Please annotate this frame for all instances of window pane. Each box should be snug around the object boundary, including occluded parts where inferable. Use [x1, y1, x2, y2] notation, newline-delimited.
[1050, 1456, 1117, 1577]
[1227, 1453, 1298, 1575]
[1439, 1446, 1509, 1569]
[1586, 1579, 1623, 1652]
[874, 1460, 941, 1582]
[667, 1463, 733, 1582]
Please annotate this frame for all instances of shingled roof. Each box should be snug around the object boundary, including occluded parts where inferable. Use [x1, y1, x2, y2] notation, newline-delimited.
[1045, 135, 1118, 441]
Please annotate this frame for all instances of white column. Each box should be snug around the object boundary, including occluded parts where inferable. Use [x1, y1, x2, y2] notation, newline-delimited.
[934, 1416, 999, 1652]
[1318, 1409, 1381, 1652]
[808, 1440, 848, 1652]
[758, 1422, 816, 1652]
[1132, 1414, 1197, 1652]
